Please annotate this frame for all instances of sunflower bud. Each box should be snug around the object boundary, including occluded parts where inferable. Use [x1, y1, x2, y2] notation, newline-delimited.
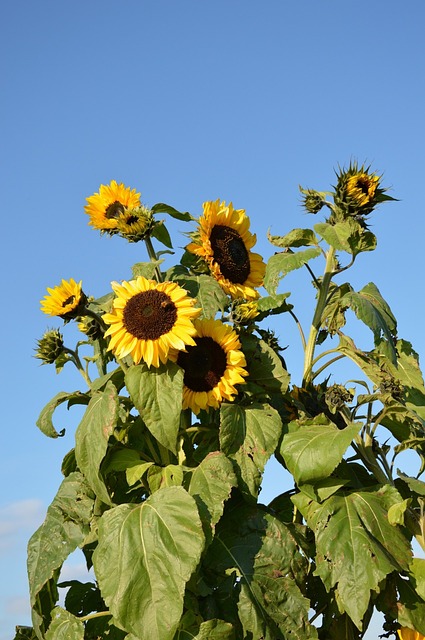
[325, 384, 354, 414]
[115, 205, 154, 243]
[35, 329, 64, 365]
[78, 316, 104, 341]
[333, 162, 389, 220]
[232, 300, 259, 325]
[300, 187, 325, 214]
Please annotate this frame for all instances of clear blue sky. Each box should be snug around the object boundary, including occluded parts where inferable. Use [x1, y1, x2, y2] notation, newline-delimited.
[2, 1, 425, 638]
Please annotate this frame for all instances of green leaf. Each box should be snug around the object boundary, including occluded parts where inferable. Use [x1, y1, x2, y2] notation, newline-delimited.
[126, 462, 155, 487]
[396, 574, 425, 635]
[256, 292, 292, 317]
[264, 247, 321, 295]
[151, 202, 193, 221]
[75, 382, 118, 505]
[245, 338, 290, 396]
[293, 485, 412, 628]
[267, 228, 318, 248]
[90, 366, 125, 392]
[132, 260, 163, 280]
[314, 219, 376, 256]
[410, 558, 425, 602]
[27, 473, 94, 636]
[45, 607, 84, 640]
[36, 391, 88, 438]
[188, 451, 237, 544]
[177, 274, 228, 318]
[147, 464, 184, 492]
[280, 416, 361, 486]
[193, 619, 235, 639]
[205, 504, 317, 640]
[151, 220, 173, 248]
[125, 362, 184, 454]
[220, 403, 282, 500]
[93, 487, 205, 640]
[341, 282, 398, 363]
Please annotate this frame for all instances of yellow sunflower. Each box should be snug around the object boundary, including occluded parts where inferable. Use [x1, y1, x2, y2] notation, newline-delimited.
[186, 199, 266, 300]
[85, 180, 141, 233]
[398, 628, 425, 640]
[172, 318, 248, 414]
[346, 172, 380, 207]
[40, 278, 86, 319]
[103, 276, 201, 367]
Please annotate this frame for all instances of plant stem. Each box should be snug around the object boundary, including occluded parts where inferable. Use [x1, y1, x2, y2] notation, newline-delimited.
[78, 610, 111, 622]
[302, 246, 336, 385]
[64, 347, 92, 388]
[144, 236, 163, 282]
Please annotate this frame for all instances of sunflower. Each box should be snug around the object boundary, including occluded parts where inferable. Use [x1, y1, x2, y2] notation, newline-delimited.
[115, 205, 154, 242]
[345, 172, 380, 208]
[85, 180, 141, 233]
[103, 276, 201, 367]
[398, 628, 425, 640]
[40, 278, 86, 320]
[172, 318, 248, 414]
[186, 199, 266, 300]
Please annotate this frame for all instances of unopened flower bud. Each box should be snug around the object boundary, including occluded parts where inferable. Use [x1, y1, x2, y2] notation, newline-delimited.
[35, 329, 64, 365]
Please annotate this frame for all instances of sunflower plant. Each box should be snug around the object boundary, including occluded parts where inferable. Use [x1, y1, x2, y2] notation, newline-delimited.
[15, 167, 425, 640]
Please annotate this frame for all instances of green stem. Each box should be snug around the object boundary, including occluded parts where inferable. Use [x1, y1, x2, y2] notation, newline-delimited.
[302, 246, 336, 385]
[83, 307, 108, 331]
[144, 236, 163, 282]
[288, 309, 306, 350]
[78, 610, 111, 622]
[64, 348, 92, 388]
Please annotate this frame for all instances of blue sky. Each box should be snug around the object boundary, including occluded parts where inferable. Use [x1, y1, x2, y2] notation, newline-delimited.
[2, 1, 425, 638]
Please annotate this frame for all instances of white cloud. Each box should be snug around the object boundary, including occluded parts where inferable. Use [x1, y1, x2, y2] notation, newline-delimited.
[0, 499, 45, 551]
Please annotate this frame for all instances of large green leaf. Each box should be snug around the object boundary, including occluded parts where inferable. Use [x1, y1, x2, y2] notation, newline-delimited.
[125, 362, 183, 454]
[293, 485, 412, 628]
[204, 504, 317, 640]
[175, 274, 228, 319]
[245, 338, 290, 396]
[280, 416, 361, 486]
[45, 607, 84, 640]
[27, 473, 94, 637]
[36, 391, 89, 438]
[93, 486, 205, 640]
[396, 574, 425, 635]
[220, 403, 282, 500]
[188, 451, 237, 544]
[268, 228, 318, 248]
[314, 219, 376, 256]
[264, 247, 321, 295]
[75, 381, 118, 505]
[151, 202, 193, 221]
[341, 282, 397, 363]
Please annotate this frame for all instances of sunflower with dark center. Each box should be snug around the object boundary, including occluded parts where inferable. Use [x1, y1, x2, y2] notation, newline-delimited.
[103, 276, 201, 367]
[85, 180, 141, 233]
[186, 199, 266, 300]
[40, 278, 87, 320]
[115, 205, 154, 242]
[171, 318, 248, 414]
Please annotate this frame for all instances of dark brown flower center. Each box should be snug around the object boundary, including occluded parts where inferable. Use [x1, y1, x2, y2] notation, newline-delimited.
[105, 200, 125, 219]
[62, 295, 76, 308]
[210, 225, 250, 284]
[123, 290, 177, 340]
[177, 336, 227, 392]
[355, 177, 370, 195]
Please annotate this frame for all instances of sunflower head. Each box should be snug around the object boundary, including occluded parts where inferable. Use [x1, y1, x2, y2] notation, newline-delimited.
[40, 278, 87, 321]
[103, 276, 201, 367]
[186, 199, 266, 301]
[85, 180, 141, 234]
[35, 328, 64, 365]
[172, 318, 248, 415]
[115, 205, 154, 243]
[333, 162, 393, 221]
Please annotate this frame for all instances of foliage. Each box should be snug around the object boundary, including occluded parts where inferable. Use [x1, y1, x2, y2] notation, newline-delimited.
[16, 166, 425, 639]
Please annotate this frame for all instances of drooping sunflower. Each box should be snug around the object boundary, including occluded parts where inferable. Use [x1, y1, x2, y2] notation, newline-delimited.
[186, 199, 266, 300]
[398, 628, 425, 640]
[103, 276, 201, 367]
[40, 278, 86, 320]
[172, 318, 248, 414]
[85, 180, 141, 233]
